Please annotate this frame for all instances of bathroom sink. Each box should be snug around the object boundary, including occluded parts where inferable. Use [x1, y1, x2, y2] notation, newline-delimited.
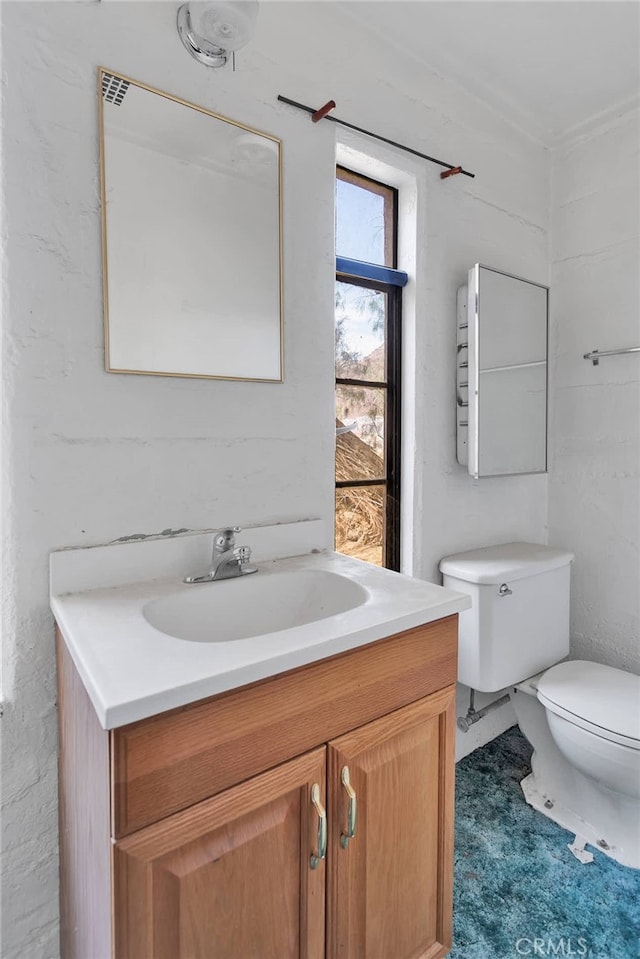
[143, 568, 369, 643]
[51, 527, 471, 727]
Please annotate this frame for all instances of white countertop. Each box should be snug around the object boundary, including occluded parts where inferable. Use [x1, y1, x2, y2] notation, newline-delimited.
[51, 525, 470, 730]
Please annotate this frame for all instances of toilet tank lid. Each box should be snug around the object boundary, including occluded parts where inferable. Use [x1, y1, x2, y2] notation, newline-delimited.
[537, 660, 640, 745]
[439, 542, 574, 585]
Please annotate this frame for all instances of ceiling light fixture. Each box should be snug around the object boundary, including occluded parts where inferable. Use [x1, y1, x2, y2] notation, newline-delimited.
[177, 1, 259, 69]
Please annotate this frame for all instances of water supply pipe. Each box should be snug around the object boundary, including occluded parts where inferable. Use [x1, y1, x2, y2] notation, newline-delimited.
[457, 688, 511, 733]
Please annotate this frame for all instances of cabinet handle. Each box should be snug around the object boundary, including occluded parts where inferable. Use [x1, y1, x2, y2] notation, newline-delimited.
[309, 783, 327, 869]
[340, 766, 357, 849]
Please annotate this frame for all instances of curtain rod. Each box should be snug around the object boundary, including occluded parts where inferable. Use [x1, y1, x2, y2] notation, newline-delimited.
[277, 95, 475, 180]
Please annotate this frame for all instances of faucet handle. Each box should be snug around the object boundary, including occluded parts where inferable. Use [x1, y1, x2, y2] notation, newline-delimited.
[237, 545, 252, 566]
[214, 526, 241, 550]
[236, 545, 257, 576]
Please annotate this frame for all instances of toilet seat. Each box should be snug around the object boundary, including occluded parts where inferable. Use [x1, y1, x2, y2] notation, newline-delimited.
[537, 660, 640, 750]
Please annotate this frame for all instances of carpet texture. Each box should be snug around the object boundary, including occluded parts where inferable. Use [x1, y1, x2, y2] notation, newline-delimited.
[449, 726, 640, 959]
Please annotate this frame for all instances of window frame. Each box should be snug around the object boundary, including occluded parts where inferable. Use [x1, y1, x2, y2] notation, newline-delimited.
[335, 167, 403, 572]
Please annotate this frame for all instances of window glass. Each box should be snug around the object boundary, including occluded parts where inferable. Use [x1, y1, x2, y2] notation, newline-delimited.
[335, 170, 394, 267]
[336, 385, 385, 478]
[335, 486, 385, 567]
[335, 282, 386, 381]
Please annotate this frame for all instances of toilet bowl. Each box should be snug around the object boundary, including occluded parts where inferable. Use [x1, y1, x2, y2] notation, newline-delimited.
[537, 660, 640, 799]
[511, 663, 640, 868]
[546, 712, 640, 798]
[439, 542, 640, 868]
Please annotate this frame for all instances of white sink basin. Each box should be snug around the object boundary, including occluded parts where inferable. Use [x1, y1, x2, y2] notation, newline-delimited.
[143, 568, 369, 643]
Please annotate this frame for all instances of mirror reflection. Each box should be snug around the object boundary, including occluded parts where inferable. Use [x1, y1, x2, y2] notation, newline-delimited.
[99, 69, 283, 381]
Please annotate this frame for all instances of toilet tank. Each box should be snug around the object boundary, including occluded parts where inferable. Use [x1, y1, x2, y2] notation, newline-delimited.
[439, 543, 574, 692]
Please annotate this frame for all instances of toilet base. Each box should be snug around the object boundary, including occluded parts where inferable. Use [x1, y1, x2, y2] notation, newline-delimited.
[520, 771, 635, 868]
[511, 683, 640, 870]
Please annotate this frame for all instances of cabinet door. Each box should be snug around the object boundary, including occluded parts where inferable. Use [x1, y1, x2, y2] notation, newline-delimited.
[327, 687, 456, 959]
[114, 747, 326, 959]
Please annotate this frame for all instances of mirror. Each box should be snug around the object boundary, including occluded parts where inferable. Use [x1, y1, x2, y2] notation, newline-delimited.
[456, 265, 548, 478]
[99, 69, 283, 382]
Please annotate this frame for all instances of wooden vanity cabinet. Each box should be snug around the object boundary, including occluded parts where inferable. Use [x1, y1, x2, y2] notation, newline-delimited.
[57, 614, 458, 959]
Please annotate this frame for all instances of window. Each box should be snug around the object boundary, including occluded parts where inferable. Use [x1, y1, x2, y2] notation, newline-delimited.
[334, 167, 407, 571]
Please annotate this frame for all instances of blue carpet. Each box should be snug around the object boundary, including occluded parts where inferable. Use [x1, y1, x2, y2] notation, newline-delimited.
[450, 726, 640, 959]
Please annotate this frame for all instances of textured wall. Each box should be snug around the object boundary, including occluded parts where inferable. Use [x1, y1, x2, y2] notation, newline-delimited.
[1, 3, 550, 955]
[548, 108, 640, 671]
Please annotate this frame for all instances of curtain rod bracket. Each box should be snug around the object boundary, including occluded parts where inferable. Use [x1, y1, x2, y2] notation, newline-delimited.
[312, 100, 336, 123]
[440, 166, 462, 180]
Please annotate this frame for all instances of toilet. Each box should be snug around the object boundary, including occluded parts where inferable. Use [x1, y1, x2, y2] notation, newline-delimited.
[440, 542, 640, 869]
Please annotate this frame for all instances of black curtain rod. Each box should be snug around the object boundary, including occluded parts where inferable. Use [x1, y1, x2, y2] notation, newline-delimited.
[277, 95, 475, 179]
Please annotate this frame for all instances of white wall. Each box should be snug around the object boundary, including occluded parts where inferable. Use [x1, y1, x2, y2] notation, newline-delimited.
[1, 3, 550, 955]
[548, 108, 640, 671]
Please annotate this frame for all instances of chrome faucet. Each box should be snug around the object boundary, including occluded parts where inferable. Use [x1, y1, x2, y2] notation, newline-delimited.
[184, 527, 258, 584]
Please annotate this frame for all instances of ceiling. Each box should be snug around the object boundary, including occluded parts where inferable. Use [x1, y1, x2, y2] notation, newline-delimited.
[338, 1, 640, 145]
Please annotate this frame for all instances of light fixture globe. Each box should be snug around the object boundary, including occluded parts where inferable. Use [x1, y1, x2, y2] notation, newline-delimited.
[177, 1, 258, 68]
[190, 1, 258, 50]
